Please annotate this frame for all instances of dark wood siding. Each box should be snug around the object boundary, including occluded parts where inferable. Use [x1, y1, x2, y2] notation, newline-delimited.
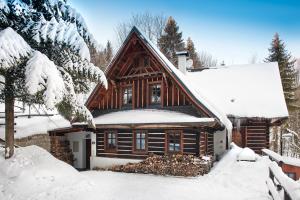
[245, 119, 269, 154]
[96, 128, 200, 159]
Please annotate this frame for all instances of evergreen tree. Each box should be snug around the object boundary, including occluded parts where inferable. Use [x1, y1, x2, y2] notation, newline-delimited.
[158, 16, 185, 66]
[186, 37, 201, 68]
[104, 40, 113, 65]
[0, 0, 107, 158]
[265, 33, 297, 111]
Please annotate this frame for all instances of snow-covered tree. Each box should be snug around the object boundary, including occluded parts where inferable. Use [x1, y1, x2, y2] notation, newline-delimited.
[0, 0, 107, 158]
[265, 33, 297, 111]
[158, 16, 185, 66]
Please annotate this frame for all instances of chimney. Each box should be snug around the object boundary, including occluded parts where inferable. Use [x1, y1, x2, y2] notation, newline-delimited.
[176, 51, 189, 74]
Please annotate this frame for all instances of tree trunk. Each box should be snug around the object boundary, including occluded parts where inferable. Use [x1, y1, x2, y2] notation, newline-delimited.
[5, 78, 14, 159]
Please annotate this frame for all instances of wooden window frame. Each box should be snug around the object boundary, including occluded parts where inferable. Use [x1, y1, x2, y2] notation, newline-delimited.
[104, 130, 117, 153]
[133, 130, 148, 154]
[165, 130, 183, 154]
[122, 85, 133, 106]
[149, 82, 162, 105]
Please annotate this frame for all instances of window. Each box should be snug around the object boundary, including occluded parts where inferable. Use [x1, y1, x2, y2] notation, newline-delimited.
[105, 131, 117, 151]
[123, 87, 132, 105]
[167, 131, 182, 153]
[73, 141, 79, 152]
[150, 84, 161, 104]
[134, 131, 147, 152]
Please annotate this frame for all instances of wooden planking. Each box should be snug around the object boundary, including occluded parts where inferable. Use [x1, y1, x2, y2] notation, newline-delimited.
[245, 119, 269, 154]
[96, 129, 200, 158]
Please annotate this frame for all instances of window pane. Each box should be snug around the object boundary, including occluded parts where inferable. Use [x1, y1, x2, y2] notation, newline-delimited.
[141, 138, 145, 149]
[168, 132, 181, 152]
[151, 84, 161, 103]
[136, 138, 141, 149]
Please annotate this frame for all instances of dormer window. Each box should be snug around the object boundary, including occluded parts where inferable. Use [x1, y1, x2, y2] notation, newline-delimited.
[150, 84, 161, 104]
[123, 87, 132, 105]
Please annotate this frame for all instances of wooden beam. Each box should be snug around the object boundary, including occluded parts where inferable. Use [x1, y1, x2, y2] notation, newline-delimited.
[142, 79, 144, 107]
[146, 79, 149, 107]
[137, 79, 140, 108]
[172, 84, 175, 106]
[132, 80, 135, 109]
[161, 79, 164, 107]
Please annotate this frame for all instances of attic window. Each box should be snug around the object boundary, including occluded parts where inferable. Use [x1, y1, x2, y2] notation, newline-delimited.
[150, 84, 161, 104]
[123, 87, 132, 105]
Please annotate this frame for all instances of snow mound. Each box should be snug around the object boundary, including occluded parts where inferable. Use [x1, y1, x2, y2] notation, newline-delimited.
[237, 147, 256, 161]
[0, 146, 94, 200]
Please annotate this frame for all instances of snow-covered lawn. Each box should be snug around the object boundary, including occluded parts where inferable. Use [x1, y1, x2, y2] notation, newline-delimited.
[0, 145, 271, 200]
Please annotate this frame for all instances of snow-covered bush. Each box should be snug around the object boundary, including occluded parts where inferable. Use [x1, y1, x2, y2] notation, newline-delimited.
[237, 147, 256, 162]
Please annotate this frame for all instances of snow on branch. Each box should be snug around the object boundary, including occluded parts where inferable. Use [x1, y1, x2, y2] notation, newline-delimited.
[26, 51, 65, 109]
[0, 27, 31, 69]
[27, 17, 91, 61]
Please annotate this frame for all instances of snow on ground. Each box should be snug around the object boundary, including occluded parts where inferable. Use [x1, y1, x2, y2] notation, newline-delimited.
[0, 144, 272, 200]
[82, 144, 271, 200]
[0, 146, 94, 200]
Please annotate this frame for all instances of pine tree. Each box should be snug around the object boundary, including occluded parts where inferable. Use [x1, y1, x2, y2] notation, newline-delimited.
[158, 16, 185, 66]
[186, 37, 201, 68]
[265, 33, 297, 111]
[104, 40, 113, 65]
[0, 0, 107, 158]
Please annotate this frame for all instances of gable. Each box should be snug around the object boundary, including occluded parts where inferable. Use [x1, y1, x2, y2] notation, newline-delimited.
[86, 27, 231, 129]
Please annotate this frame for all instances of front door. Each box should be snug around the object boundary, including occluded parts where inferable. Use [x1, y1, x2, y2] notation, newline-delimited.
[85, 139, 91, 169]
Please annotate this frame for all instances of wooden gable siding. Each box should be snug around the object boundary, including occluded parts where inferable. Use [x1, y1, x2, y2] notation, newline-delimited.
[231, 118, 270, 154]
[95, 128, 200, 159]
[86, 31, 214, 119]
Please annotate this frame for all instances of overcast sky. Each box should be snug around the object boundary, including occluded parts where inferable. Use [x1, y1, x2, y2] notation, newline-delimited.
[70, 0, 300, 65]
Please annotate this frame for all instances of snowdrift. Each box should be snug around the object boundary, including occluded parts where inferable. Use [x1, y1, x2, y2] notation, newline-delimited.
[0, 146, 94, 200]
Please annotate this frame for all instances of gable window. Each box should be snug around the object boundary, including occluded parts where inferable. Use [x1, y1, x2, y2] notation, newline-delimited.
[123, 87, 132, 105]
[134, 131, 147, 152]
[167, 131, 182, 153]
[105, 131, 117, 151]
[150, 84, 161, 104]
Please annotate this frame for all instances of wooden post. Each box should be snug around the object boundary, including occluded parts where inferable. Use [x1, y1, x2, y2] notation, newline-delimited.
[161, 80, 164, 107]
[137, 79, 140, 108]
[142, 79, 144, 107]
[133, 80, 135, 109]
[172, 84, 175, 106]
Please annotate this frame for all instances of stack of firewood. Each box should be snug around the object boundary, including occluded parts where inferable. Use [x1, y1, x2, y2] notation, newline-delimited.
[50, 136, 74, 165]
[109, 154, 213, 177]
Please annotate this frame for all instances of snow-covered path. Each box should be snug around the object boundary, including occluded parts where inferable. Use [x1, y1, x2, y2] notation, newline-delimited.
[82, 146, 271, 200]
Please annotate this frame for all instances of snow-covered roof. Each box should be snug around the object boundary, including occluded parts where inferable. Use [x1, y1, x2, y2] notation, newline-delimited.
[131, 27, 232, 130]
[91, 109, 215, 126]
[0, 102, 71, 139]
[186, 63, 288, 119]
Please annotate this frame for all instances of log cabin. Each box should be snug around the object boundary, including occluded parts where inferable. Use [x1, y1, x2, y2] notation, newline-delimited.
[50, 26, 288, 169]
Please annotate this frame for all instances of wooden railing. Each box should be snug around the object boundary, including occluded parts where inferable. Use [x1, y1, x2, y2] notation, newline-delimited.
[267, 161, 300, 200]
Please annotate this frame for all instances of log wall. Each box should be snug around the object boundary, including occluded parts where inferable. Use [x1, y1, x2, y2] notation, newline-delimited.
[95, 128, 201, 159]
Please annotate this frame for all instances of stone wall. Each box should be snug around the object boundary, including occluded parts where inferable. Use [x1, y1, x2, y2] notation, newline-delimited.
[15, 134, 51, 152]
